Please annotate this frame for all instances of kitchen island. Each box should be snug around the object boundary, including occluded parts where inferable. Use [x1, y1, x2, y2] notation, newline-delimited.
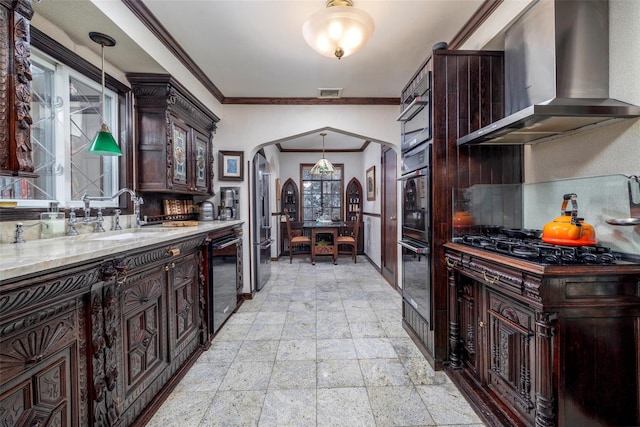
[0, 221, 242, 426]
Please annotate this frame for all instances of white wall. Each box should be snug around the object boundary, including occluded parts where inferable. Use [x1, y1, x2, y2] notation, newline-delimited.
[362, 143, 382, 269]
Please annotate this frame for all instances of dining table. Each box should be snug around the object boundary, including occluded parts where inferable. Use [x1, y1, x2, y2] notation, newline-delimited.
[302, 221, 347, 265]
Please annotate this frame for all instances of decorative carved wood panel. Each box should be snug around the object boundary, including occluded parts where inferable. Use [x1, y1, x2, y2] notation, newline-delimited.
[121, 267, 166, 402]
[170, 254, 199, 356]
[487, 292, 535, 423]
[0, 0, 35, 176]
[0, 309, 81, 427]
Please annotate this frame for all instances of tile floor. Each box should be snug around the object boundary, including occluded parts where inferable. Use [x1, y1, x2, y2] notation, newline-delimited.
[146, 257, 485, 427]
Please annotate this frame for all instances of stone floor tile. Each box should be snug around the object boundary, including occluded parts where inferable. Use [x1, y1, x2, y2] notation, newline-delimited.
[269, 360, 316, 389]
[367, 385, 435, 426]
[317, 359, 365, 388]
[258, 388, 316, 426]
[316, 387, 375, 427]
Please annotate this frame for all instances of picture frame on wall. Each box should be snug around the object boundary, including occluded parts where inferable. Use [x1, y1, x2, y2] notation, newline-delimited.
[218, 150, 244, 181]
[366, 166, 376, 201]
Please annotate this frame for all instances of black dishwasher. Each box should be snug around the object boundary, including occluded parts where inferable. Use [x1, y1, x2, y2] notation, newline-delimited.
[208, 234, 241, 335]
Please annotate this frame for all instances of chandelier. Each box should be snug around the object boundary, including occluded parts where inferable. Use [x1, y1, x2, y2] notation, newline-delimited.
[310, 133, 336, 175]
[302, 0, 374, 60]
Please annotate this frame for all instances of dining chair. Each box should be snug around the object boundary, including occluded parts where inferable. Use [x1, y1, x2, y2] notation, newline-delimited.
[336, 208, 361, 263]
[283, 209, 312, 263]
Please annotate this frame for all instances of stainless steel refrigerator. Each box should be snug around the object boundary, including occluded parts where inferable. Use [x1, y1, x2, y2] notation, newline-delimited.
[252, 151, 272, 291]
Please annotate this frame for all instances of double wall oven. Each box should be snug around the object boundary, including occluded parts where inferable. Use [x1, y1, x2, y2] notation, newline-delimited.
[398, 141, 432, 329]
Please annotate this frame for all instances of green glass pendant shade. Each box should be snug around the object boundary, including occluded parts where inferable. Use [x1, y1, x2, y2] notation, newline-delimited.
[88, 123, 122, 156]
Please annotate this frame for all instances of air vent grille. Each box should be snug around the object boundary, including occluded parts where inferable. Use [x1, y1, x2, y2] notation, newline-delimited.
[318, 88, 343, 98]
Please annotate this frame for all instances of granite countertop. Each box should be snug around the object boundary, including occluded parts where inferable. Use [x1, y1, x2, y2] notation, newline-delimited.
[0, 220, 243, 282]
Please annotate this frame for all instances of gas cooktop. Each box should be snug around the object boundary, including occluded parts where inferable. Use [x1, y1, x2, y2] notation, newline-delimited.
[453, 228, 618, 265]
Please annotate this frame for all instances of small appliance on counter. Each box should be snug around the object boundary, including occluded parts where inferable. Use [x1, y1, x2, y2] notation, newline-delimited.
[219, 187, 240, 220]
[198, 200, 215, 221]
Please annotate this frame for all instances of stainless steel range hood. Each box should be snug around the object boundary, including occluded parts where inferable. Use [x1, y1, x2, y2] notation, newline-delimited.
[458, 0, 640, 146]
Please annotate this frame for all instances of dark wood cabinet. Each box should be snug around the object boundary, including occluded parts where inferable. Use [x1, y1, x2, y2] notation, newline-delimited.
[343, 177, 363, 254]
[0, 263, 97, 426]
[128, 74, 219, 195]
[113, 237, 205, 425]
[0, 230, 236, 426]
[345, 178, 362, 221]
[401, 48, 521, 371]
[281, 178, 299, 221]
[0, 0, 36, 178]
[445, 242, 640, 427]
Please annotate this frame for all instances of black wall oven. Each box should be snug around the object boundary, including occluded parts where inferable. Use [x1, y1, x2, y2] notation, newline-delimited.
[398, 142, 432, 329]
[398, 71, 431, 153]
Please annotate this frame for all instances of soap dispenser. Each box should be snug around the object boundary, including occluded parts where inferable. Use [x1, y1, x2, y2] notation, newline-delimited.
[41, 202, 66, 238]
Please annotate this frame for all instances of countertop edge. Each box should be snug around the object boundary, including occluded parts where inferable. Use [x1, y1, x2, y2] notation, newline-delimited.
[0, 220, 244, 282]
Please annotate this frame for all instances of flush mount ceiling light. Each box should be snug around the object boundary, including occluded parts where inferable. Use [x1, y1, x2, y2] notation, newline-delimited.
[87, 31, 122, 156]
[302, 0, 374, 60]
[310, 132, 336, 175]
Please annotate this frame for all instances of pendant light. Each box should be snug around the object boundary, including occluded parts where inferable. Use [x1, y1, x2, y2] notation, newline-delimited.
[87, 32, 122, 156]
[310, 132, 336, 175]
[302, 0, 374, 60]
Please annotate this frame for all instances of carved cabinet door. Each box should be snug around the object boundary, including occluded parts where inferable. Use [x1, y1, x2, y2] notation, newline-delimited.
[118, 265, 168, 412]
[0, 305, 83, 427]
[455, 277, 485, 378]
[193, 131, 211, 194]
[170, 117, 191, 192]
[486, 290, 536, 424]
[167, 253, 200, 360]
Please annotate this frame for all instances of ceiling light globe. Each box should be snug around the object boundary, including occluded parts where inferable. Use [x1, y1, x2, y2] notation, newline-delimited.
[303, 4, 374, 59]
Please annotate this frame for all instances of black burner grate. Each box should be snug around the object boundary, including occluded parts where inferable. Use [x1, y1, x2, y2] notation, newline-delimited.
[456, 232, 617, 265]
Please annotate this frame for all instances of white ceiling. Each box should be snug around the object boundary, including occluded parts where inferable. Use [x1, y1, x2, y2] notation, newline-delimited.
[31, 0, 506, 150]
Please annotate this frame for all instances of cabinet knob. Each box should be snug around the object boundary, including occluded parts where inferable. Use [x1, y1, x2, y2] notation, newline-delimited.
[164, 265, 169, 272]
[168, 248, 181, 256]
[479, 321, 485, 328]
[390, 216, 396, 221]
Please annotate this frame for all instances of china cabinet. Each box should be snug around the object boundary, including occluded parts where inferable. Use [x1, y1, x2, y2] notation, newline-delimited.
[280, 178, 299, 221]
[128, 74, 219, 195]
[343, 177, 363, 253]
[345, 178, 362, 221]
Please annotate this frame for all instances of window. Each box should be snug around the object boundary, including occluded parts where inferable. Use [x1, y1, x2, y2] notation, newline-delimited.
[0, 49, 119, 208]
[301, 164, 343, 221]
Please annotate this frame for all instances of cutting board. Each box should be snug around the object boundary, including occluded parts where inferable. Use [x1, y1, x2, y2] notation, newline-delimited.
[162, 221, 199, 227]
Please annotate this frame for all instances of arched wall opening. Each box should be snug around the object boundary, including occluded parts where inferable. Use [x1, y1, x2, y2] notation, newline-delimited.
[212, 104, 401, 294]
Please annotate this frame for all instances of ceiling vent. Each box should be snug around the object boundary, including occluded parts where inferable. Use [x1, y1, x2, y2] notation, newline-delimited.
[318, 88, 343, 98]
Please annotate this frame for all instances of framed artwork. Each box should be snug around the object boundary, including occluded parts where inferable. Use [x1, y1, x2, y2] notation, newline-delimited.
[366, 166, 376, 201]
[218, 150, 244, 181]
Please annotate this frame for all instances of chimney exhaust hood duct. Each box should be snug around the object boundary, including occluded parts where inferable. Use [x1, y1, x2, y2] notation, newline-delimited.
[458, 0, 640, 146]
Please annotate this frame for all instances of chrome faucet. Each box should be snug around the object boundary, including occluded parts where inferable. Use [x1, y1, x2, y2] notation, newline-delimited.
[14, 222, 49, 243]
[82, 188, 146, 229]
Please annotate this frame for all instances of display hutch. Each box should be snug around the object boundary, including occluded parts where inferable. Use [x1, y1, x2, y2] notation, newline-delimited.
[127, 74, 219, 197]
[345, 178, 362, 221]
[343, 178, 363, 254]
[280, 178, 299, 221]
